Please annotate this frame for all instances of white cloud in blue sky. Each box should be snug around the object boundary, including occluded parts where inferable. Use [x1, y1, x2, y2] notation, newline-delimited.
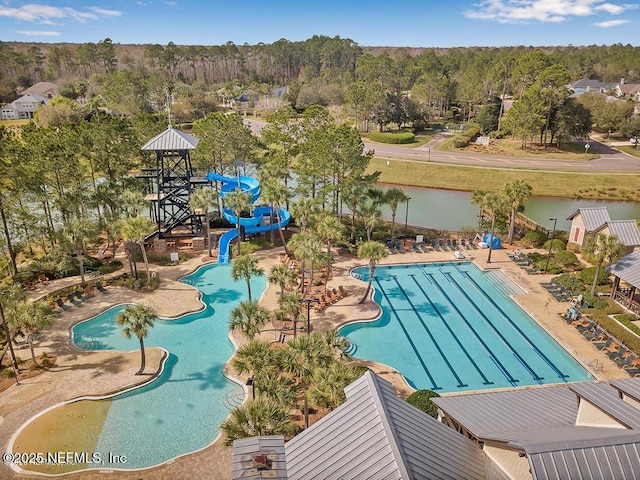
[465, 0, 634, 23]
[0, 0, 637, 46]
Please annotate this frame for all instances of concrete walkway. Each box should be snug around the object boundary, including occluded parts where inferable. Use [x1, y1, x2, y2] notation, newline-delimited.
[0, 245, 633, 479]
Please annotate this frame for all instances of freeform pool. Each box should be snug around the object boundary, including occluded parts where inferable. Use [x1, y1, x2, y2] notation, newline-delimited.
[339, 262, 593, 392]
[66, 263, 265, 469]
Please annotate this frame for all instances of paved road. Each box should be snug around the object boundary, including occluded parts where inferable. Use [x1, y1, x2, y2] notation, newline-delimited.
[243, 119, 640, 173]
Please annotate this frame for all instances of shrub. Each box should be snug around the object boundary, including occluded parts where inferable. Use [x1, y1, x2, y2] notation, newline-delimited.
[406, 390, 441, 418]
[99, 260, 123, 274]
[578, 267, 610, 287]
[554, 250, 580, 269]
[1, 368, 15, 378]
[543, 238, 566, 251]
[566, 242, 581, 253]
[523, 230, 548, 248]
[368, 131, 415, 144]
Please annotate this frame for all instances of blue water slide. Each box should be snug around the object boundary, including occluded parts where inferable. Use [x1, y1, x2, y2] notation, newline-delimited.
[207, 172, 290, 264]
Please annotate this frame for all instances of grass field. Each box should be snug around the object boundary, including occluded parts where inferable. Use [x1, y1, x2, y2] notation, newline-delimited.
[369, 157, 640, 201]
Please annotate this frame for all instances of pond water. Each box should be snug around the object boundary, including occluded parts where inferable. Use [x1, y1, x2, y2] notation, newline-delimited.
[377, 184, 640, 232]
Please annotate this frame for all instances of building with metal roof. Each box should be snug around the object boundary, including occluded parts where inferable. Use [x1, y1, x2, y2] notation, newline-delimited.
[605, 250, 640, 315]
[566, 207, 611, 246]
[232, 436, 287, 480]
[594, 220, 640, 253]
[233, 371, 489, 480]
[433, 379, 640, 480]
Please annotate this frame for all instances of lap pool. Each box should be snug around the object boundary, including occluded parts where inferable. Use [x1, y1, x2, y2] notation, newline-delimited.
[66, 263, 264, 469]
[339, 262, 592, 392]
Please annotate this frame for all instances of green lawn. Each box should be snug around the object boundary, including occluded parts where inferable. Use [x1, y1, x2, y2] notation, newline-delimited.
[369, 157, 640, 201]
[438, 137, 599, 160]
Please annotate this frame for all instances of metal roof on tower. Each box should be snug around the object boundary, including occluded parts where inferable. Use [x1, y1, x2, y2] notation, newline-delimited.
[141, 126, 199, 151]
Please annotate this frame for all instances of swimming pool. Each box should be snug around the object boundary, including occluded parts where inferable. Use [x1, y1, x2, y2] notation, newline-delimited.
[339, 262, 592, 392]
[68, 264, 265, 469]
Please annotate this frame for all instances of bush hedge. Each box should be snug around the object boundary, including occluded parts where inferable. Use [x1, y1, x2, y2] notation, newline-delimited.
[450, 122, 481, 148]
[578, 266, 610, 287]
[554, 250, 580, 269]
[543, 239, 566, 251]
[406, 390, 441, 418]
[523, 230, 548, 248]
[368, 131, 416, 144]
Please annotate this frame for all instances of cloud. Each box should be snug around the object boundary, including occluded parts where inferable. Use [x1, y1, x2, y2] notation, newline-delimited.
[464, 0, 633, 23]
[594, 18, 630, 26]
[0, 3, 122, 24]
[16, 29, 61, 36]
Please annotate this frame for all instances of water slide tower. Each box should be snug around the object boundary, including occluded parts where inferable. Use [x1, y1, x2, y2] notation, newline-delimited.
[140, 126, 206, 238]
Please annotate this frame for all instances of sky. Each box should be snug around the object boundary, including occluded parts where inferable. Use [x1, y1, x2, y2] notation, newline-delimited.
[0, 0, 639, 48]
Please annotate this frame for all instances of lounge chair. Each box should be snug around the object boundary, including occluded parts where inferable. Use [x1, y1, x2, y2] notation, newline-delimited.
[526, 265, 541, 275]
[575, 320, 596, 333]
[592, 336, 612, 349]
[96, 282, 109, 294]
[586, 358, 604, 373]
[67, 293, 82, 306]
[74, 290, 88, 302]
[583, 327, 604, 341]
[339, 285, 348, 297]
[55, 298, 71, 311]
[453, 250, 465, 260]
[615, 353, 637, 368]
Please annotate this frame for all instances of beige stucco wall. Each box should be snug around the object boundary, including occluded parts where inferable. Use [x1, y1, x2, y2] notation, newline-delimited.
[484, 446, 532, 480]
[569, 215, 587, 246]
[622, 395, 640, 410]
[575, 400, 627, 428]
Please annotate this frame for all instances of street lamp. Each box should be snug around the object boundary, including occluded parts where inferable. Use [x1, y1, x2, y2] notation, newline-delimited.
[299, 297, 319, 336]
[544, 218, 557, 273]
[403, 197, 411, 247]
[245, 376, 255, 400]
[0, 293, 20, 386]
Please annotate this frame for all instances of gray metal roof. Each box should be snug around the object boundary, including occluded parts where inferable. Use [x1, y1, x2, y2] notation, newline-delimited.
[611, 378, 640, 403]
[485, 426, 639, 448]
[232, 436, 287, 480]
[285, 371, 486, 480]
[566, 207, 611, 232]
[432, 384, 579, 437]
[569, 382, 640, 429]
[528, 437, 640, 480]
[606, 250, 640, 289]
[141, 126, 199, 151]
[594, 220, 640, 246]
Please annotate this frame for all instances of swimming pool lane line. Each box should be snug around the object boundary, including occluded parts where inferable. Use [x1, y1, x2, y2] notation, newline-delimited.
[373, 276, 441, 391]
[435, 270, 544, 384]
[390, 276, 468, 388]
[407, 274, 492, 386]
[455, 268, 569, 381]
[415, 266, 519, 387]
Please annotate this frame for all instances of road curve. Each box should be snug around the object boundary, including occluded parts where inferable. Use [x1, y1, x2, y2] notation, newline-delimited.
[243, 119, 640, 173]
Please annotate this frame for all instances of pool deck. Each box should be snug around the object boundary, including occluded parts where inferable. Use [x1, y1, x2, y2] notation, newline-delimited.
[0, 246, 632, 479]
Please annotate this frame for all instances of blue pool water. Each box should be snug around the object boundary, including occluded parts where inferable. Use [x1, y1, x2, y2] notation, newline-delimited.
[71, 264, 265, 469]
[339, 263, 592, 392]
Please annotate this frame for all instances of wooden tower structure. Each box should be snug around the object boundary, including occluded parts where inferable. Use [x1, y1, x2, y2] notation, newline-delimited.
[140, 126, 204, 238]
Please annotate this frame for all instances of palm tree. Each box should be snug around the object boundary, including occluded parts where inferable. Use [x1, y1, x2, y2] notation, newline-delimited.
[291, 197, 319, 231]
[190, 187, 218, 257]
[10, 300, 55, 367]
[289, 232, 323, 295]
[308, 362, 363, 411]
[278, 333, 334, 428]
[259, 175, 291, 250]
[384, 188, 410, 245]
[269, 263, 298, 297]
[257, 370, 300, 407]
[503, 180, 533, 244]
[220, 398, 296, 446]
[482, 192, 509, 264]
[224, 189, 253, 256]
[470, 189, 488, 232]
[119, 217, 156, 286]
[232, 339, 275, 398]
[315, 214, 344, 290]
[360, 204, 381, 241]
[229, 300, 271, 339]
[320, 329, 353, 360]
[342, 181, 369, 244]
[231, 254, 264, 302]
[357, 241, 389, 304]
[277, 292, 303, 337]
[115, 303, 157, 375]
[583, 233, 623, 296]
